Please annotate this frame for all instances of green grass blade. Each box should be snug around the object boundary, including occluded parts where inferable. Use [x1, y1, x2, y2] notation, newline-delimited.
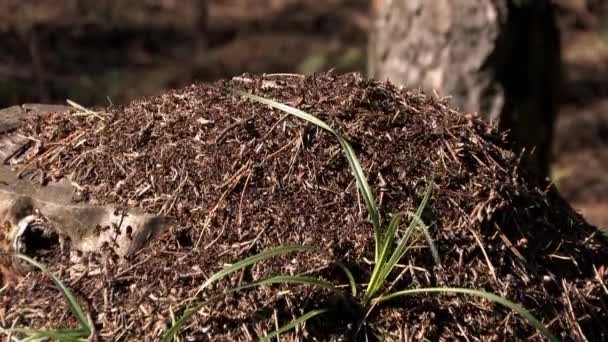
[336, 262, 357, 297]
[234, 90, 381, 261]
[366, 213, 401, 298]
[372, 220, 418, 296]
[377, 186, 431, 286]
[13, 254, 91, 336]
[234, 90, 334, 132]
[250, 275, 337, 289]
[412, 215, 440, 265]
[197, 245, 315, 292]
[336, 137, 380, 260]
[10, 327, 85, 336]
[373, 287, 558, 342]
[161, 302, 208, 342]
[12, 328, 85, 342]
[163, 275, 335, 342]
[260, 309, 328, 342]
[409, 185, 439, 265]
[17, 335, 49, 342]
[26, 333, 81, 342]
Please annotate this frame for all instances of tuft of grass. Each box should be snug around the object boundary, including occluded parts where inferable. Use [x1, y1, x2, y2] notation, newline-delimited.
[162, 89, 558, 342]
[161, 246, 334, 342]
[2, 254, 91, 342]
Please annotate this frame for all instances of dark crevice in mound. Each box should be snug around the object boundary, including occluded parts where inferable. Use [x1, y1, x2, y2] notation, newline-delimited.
[17, 218, 61, 259]
[2, 72, 607, 341]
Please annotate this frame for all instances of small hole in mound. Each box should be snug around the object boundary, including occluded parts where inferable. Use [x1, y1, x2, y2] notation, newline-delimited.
[126, 225, 133, 240]
[19, 222, 60, 259]
[175, 228, 193, 248]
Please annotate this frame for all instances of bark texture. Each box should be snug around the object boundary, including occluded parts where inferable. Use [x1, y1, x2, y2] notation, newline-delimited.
[369, 0, 561, 180]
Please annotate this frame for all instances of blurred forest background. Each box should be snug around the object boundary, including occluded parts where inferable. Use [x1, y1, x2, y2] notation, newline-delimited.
[1, 0, 607, 228]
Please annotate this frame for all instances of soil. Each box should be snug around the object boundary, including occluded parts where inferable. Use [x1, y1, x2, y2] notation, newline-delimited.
[1, 72, 607, 341]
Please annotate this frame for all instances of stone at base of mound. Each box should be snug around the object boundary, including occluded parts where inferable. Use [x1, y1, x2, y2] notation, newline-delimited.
[0, 104, 165, 286]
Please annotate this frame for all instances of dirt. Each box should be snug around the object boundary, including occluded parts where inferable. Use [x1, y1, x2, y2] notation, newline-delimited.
[1, 72, 607, 341]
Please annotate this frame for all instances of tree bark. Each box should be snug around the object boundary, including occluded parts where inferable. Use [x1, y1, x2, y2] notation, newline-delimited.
[369, 0, 561, 181]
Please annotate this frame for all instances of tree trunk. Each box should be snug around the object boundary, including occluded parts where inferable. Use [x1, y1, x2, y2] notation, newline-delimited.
[369, 0, 561, 182]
